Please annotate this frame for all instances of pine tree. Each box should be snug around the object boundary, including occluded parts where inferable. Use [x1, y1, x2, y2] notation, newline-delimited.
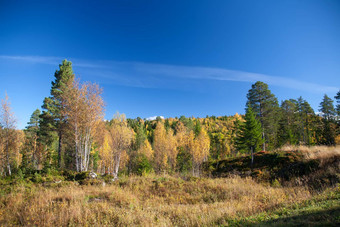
[135, 124, 147, 150]
[41, 60, 74, 168]
[24, 109, 42, 169]
[246, 81, 279, 150]
[26, 109, 41, 132]
[277, 99, 298, 146]
[194, 119, 202, 137]
[296, 96, 314, 145]
[234, 118, 246, 153]
[335, 90, 340, 117]
[319, 94, 336, 121]
[319, 95, 336, 145]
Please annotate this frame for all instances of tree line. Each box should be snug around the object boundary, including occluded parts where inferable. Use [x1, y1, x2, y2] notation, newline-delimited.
[0, 60, 339, 177]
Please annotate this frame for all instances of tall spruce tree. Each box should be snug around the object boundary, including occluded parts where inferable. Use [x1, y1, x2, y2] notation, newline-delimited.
[296, 97, 314, 145]
[238, 106, 263, 165]
[319, 94, 336, 121]
[246, 81, 279, 150]
[41, 60, 74, 168]
[277, 99, 298, 146]
[135, 123, 147, 150]
[335, 90, 340, 117]
[319, 95, 336, 145]
[26, 109, 41, 133]
[24, 109, 41, 169]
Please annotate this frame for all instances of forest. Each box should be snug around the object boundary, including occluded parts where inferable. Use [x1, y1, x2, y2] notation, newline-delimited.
[0, 60, 339, 226]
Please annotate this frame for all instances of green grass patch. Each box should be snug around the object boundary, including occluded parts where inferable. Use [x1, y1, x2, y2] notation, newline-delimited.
[226, 186, 340, 226]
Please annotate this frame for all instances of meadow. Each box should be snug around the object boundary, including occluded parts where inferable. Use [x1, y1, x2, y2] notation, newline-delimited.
[0, 146, 339, 226]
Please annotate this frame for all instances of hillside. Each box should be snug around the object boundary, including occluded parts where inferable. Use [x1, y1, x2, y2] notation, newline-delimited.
[206, 146, 340, 190]
[0, 174, 339, 226]
[0, 146, 339, 226]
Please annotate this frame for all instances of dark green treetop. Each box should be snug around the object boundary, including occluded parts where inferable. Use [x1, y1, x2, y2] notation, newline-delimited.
[277, 99, 298, 146]
[335, 90, 340, 116]
[241, 106, 264, 153]
[42, 60, 74, 123]
[246, 81, 279, 150]
[40, 60, 74, 167]
[26, 109, 41, 128]
[319, 94, 336, 121]
[135, 123, 147, 150]
[25, 109, 41, 135]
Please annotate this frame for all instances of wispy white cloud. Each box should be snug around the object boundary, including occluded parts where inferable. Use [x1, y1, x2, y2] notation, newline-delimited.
[1, 55, 337, 93]
[0, 55, 61, 65]
[145, 116, 164, 121]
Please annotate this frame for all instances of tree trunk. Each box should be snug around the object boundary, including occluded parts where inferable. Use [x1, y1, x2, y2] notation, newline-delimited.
[7, 163, 11, 176]
[33, 136, 37, 169]
[260, 102, 266, 151]
[58, 132, 62, 168]
[5, 135, 11, 176]
[251, 146, 254, 166]
[305, 114, 310, 145]
[113, 152, 121, 180]
[262, 131, 265, 151]
[6, 152, 11, 176]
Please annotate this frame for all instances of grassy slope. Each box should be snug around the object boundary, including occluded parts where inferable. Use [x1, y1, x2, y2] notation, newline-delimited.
[0, 146, 339, 226]
[206, 147, 340, 190]
[230, 186, 340, 226]
[0, 175, 339, 226]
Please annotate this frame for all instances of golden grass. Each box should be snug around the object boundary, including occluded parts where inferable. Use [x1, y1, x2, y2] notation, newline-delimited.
[279, 145, 340, 160]
[0, 175, 312, 226]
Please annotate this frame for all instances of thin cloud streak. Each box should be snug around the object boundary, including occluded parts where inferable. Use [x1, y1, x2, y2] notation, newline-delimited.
[1, 55, 337, 93]
[0, 55, 61, 65]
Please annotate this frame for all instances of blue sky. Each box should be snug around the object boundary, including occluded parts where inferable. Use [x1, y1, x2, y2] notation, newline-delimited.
[0, 0, 339, 129]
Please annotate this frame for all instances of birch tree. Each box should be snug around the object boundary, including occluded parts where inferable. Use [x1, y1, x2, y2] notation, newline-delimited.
[0, 94, 21, 176]
[107, 113, 134, 179]
[166, 128, 178, 170]
[188, 128, 210, 177]
[63, 80, 104, 171]
[138, 139, 153, 160]
[153, 121, 168, 173]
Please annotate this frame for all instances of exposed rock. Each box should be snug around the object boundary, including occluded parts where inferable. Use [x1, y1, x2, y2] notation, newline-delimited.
[89, 172, 97, 179]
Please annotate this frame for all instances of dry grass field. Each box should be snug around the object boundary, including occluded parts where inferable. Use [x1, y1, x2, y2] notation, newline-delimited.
[280, 145, 340, 160]
[0, 176, 314, 226]
[0, 146, 339, 226]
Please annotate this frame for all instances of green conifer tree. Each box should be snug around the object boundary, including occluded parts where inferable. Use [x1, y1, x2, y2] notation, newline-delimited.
[296, 97, 314, 144]
[319, 94, 336, 145]
[238, 106, 263, 165]
[246, 81, 279, 150]
[319, 94, 336, 121]
[40, 60, 74, 168]
[335, 90, 340, 117]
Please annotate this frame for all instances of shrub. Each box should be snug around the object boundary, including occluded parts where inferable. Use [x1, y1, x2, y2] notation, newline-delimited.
[17, 169, 25, 181]
[271, 179, 281, 188]
[62, 170, 77, 181]
[31, 172, 43, 183]
[101, 174, 115, 183]
[135, 154, 153, 176]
